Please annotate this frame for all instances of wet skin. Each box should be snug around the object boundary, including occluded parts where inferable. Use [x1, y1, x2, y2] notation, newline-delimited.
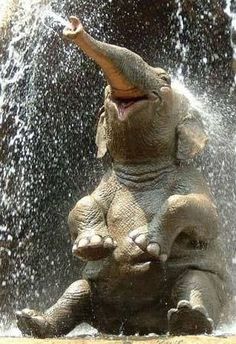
[16, 16, 230, 338]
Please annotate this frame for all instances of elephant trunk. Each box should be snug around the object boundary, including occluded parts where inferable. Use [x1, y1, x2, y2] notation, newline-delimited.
[68, 20, 162, 99]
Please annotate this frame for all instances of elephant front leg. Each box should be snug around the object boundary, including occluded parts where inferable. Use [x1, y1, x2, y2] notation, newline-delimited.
[129, 194, 218, 261]
[168, 270, 223, 335]
[69, 196, 116, 261]
[16, 280, 92, 338]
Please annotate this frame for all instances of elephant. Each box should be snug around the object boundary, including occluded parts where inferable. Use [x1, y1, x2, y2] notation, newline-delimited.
[16, 16, 231, 338]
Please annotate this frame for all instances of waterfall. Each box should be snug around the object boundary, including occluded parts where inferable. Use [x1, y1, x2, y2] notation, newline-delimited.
[0, 0, 106, 326]
[174, 0, 189, 82]
[0, 0, 52, 320]
[225, 0, 236, 89]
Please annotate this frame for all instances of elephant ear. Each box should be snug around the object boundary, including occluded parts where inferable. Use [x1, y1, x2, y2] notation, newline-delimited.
[177, 107, 208, 161]
[96, 111, 107, 158]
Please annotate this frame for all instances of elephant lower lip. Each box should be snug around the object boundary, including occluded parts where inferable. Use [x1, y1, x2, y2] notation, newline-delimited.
[117, 102, 135, 121]
[113, 96, 149, 121]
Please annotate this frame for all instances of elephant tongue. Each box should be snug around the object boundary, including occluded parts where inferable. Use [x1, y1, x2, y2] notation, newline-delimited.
[117, 101, 135, 121]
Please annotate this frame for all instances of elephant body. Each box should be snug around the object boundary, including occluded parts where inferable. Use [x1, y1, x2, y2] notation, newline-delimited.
[79, 163, 227, 335]
[16, 16, 230, 337]
[17, 160, 228, 337]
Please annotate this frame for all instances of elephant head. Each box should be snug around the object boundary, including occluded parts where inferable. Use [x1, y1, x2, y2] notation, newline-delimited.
[63, 17, 208, 163]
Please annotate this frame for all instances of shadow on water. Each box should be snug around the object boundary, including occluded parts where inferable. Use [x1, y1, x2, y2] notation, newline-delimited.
[0, 0, 236, 336]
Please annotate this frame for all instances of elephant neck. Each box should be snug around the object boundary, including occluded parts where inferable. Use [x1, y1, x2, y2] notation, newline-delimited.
[113, 158, 176, 188]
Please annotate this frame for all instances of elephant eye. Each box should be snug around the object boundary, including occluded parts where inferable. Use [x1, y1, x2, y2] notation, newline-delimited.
[160, 75, 171, 85]
[150, 90, 162, 101]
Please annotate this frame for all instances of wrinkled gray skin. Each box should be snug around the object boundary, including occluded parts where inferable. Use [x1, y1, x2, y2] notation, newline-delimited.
[16, 17, 230, 337]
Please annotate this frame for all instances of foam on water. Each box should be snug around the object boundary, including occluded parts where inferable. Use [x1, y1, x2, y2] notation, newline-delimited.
[0, 323, 97, 338]
[0, 325, 21, 338]
[2, 324, 236, 338]
[66, 323, 98, 337]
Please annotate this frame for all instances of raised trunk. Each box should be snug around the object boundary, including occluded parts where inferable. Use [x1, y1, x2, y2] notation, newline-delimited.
[71, 26, 162, 99]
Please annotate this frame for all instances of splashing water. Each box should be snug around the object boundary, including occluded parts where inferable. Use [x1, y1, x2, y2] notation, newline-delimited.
[225, 0, 236, 89]
[174, 0, 189, 82]
[0, 0, 236, 338]
[0, 325, 21, 338]
[41, 9, 69, 34]
[42, 9, 68, 27]
[0, 0, 105, 329]
[0, 322, 97, 338]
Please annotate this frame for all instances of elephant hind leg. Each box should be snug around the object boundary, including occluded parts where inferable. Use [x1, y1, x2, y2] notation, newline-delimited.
[168, 270, 225, 335]
[16, 279, 92, 338]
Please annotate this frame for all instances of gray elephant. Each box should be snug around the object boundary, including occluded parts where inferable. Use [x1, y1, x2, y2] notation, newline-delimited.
[16, 16, 231, 338]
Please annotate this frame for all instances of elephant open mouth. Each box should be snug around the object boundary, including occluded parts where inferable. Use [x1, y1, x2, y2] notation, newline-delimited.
[112, 95, 153, 121]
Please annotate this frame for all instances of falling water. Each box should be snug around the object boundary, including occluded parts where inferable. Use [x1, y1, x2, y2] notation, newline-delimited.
[0, 0, 106, 330]
[0, 0, 236, 337]
[174, 0, 188, 82]
[225, 0, 236, 88]
[0, 0, 51, 320]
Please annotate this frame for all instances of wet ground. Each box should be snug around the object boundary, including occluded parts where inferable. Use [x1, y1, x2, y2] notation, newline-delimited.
[1, 323, 236, 343]
[1, 336, 236, 344]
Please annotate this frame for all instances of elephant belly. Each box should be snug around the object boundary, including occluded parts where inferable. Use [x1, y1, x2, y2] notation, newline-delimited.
[92, 277, 170, 335]
[90, 263, 174, 324]
[106, 185, 168, 263]
[88, 261, 181, 335]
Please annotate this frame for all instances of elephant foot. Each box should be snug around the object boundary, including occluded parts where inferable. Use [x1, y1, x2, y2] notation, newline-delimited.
[16, 309, 55, 338]
[129, 228, 168, 262]
[73, 233, 116, 260]
[168, 300, 214, 335]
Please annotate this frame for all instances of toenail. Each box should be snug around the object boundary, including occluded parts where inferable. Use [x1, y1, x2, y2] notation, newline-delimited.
[78, 238, 89, 247]
[90, 235, 102, 245]
[147, 243, 160, 257]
